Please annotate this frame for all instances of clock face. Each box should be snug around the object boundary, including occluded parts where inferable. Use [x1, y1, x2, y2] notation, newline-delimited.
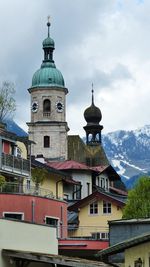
[31, 101, 38, 113]
[56, 101, 64, 112]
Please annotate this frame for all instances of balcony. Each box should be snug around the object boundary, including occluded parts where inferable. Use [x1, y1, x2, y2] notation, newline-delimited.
[1, 153, 30, 177]
[0, 182, 55, 199]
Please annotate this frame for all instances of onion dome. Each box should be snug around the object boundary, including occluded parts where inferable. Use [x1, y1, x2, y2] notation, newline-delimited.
[31, 19, 65, 89]
[84, 89, 102, 125]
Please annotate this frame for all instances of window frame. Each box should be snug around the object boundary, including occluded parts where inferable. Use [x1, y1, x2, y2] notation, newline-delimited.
[91, 232, 109, 240]
[89, 201, 99, 215]
[44, 216, 60, 238]
[3, 212, 24, 220]
[103, 201, 112, 214]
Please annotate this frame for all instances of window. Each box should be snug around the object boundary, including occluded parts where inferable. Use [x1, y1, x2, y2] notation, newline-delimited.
[73, 184, 81, 200]
[103, 201, 111, 214]
[91, 232, 109, 240]
[26, 179, 30, 190]
[45, 216, 60, 238]
[44, 136, 50, 148]
[45, 217, 58, 226]
[3, 212, 24, 221]
[100, 178, 105, 188]
[43, 99, 51, 116]
[89, 202, 98, 215]
[16, 147, 22, 158]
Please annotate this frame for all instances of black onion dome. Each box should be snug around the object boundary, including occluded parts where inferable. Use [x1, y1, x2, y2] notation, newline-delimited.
[84, 90, 102, 124]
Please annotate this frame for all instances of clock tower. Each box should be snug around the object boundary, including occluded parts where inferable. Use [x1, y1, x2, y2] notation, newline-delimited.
[27, 20, 69, 160]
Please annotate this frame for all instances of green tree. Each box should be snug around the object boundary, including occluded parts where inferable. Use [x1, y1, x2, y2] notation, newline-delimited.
[123, 176, 150, 219]
[0, 81, 16, 121]
[0, 174, 6, 192]
[31, 168, 48, 193]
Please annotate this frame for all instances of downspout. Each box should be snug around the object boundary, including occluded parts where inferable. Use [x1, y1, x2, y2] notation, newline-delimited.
[31, 200, 35, 223]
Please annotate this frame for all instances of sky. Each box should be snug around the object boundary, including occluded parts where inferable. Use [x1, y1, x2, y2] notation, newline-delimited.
[0, 0, 150, 137]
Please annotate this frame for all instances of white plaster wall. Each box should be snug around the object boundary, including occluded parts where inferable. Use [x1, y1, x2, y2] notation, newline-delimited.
[72, 171, 92, 199]
[0, 219, 58, 267]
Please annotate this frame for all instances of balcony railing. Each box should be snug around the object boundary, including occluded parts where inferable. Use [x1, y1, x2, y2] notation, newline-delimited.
[1, 153, 30, 176]
[0, 182, 55, 199]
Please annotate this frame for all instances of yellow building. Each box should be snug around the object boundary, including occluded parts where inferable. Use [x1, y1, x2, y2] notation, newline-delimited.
[31, 158, 77, 200]
[68, 188, 125, 238]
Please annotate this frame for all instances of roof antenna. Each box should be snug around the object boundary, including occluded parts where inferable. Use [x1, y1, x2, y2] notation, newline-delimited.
[47, 15, 51, 37]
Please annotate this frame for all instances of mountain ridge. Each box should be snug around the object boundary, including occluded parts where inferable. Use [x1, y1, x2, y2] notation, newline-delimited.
[102, 124, 150, 188]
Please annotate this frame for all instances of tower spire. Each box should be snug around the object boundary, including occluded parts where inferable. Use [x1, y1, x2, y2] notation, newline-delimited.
[91, 83, 94, 105]
[47, 15, 50, 37]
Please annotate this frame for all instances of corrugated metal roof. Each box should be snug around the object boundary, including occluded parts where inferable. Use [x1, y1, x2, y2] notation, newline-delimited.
[2, 249, 113, 267]
[47, 160, 95, 172]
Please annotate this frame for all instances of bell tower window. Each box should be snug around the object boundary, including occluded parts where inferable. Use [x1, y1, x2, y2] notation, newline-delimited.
[44, 136, 50, 148]
[43, 99, 51, 117]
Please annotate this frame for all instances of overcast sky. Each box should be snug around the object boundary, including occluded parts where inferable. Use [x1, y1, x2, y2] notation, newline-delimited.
[0, 0, 150, 136]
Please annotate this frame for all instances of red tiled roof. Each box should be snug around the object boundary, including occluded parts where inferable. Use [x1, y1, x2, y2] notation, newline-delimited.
[47, 160, 94, 172]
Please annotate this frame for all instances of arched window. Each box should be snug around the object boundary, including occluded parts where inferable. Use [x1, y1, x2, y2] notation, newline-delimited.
[44, 136, 50, 148]
[43, 99, 51, 114]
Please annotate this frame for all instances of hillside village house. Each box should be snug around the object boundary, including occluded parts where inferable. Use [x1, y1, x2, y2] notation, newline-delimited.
[0, 20, 128, 261]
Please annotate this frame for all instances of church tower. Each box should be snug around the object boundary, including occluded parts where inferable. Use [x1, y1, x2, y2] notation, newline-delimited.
[84, 89, 103, 145]
[27, 20, 69, 160]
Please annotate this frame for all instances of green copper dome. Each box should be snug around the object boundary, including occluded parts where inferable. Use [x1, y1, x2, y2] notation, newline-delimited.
[32, 62, 65, 88]
[30, 21, 65, 89]
[42, 36, 55, 48]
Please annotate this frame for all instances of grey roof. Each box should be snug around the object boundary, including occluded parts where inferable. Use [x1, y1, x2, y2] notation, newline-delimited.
[96, 232, 150, 258]
[97, 187, 127, 204]
[109, 218, 150, 225]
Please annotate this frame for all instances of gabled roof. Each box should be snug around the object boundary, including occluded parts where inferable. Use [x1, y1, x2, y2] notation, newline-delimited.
[92, 165, 121, 181]
[68, 188, 126, 212]
[97, 232, 150, 257]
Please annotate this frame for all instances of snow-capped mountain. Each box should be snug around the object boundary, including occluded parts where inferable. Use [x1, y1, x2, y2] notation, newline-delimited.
[102, 125, 150, 187]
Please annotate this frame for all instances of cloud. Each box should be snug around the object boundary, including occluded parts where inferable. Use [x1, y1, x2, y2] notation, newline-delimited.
[0, 0, 150, 136]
